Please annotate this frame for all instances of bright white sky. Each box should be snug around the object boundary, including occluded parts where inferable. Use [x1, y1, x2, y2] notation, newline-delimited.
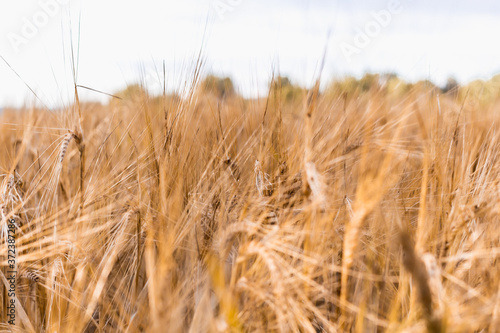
[1, 0, 499, 108]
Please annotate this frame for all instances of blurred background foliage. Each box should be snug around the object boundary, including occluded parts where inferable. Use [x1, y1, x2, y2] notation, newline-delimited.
[112, 72, 500, 109]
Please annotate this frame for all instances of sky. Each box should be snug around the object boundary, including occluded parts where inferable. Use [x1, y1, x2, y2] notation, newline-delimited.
[1, 0, 500, 108]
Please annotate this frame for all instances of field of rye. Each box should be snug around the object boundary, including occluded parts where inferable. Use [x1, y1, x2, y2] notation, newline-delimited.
[0, 73, 500, 332]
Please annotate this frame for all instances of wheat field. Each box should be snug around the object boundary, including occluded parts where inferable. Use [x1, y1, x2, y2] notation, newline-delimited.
[0, 73, 499, 332]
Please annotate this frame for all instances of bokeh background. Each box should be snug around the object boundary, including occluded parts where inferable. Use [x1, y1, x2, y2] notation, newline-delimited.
[1, 0, 499, 107]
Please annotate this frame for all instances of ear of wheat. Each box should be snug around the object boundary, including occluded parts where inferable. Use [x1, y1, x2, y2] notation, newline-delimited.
[58, 132, 74, 164]
[254, 160, 272, 197]
[400, 232, 443, 333]
[22, 269, 41, 283]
